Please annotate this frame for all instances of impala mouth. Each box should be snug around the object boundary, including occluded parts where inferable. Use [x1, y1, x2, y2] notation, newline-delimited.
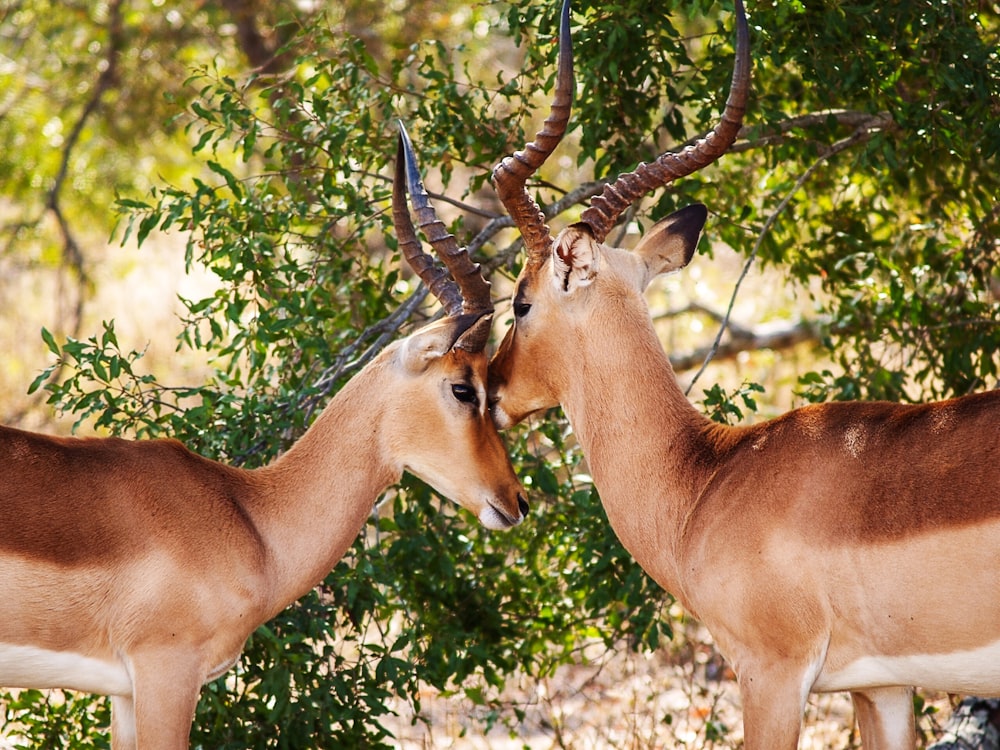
[490, 503, 519, 527]
[481, 495, 527, 530]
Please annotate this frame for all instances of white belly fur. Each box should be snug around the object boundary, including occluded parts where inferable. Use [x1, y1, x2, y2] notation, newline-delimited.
[0, 643, 132, 696]
[815, 639, 1000, 695]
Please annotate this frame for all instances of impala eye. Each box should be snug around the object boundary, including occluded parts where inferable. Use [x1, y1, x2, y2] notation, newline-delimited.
[451, 383, 479, 406]
[513, 301, 531, 318]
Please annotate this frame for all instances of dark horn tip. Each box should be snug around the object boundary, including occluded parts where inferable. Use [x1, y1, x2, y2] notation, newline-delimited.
[396, 120, 410, 163]
[734, 0, 750, 61]
[559, 0, 571, 43]
[397, 121, 428, 201]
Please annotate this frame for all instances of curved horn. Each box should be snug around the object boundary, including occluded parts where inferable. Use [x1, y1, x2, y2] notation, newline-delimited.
[394, 120, 494, 353]
[393, 127, 464, 317]
[491, 0, 573, 268]
[579, 0, 751, 243]
[396, 123, 493, 318]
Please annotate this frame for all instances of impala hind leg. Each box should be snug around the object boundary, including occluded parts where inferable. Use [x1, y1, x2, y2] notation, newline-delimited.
[852, 687, 916, 750]
[738, 667, 808, 750]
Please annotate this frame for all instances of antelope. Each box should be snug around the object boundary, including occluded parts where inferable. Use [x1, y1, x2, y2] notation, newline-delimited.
[0, 127, 527, 750]
[472, 0, 999, 747]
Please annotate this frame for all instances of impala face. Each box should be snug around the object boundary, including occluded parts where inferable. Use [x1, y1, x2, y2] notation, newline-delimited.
[487, 262, 566, 429]
[394, 313, 528, 529]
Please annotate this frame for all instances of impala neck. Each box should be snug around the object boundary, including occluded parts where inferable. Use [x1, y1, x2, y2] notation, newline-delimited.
[249, 353, 400, 618]
[562, 305, 725, 595]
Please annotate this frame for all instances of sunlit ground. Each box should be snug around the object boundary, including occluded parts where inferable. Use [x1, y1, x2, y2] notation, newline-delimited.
[385, 622, 957, 749]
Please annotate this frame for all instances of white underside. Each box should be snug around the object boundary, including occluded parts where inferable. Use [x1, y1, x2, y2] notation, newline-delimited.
[0, 643, 132, 696]
[815, 638, 1000, 695]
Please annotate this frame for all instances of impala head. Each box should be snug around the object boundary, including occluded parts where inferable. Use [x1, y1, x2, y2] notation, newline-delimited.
[487, 0, 750, 428]
[489, 206, 709, 428]
[392, 124, 528, 530]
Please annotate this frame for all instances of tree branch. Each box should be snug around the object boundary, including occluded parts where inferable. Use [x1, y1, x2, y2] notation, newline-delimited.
[473, 112, 891, 277]
[47, 0, 124, 292]
[668, 319, 820, 373]
[729, 110, 896, 153]
[231, 285, 432, 465]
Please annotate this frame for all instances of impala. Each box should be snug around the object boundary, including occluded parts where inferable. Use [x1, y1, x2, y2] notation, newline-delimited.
[472, 0, 997, 747]
[0, 129, 527, 750]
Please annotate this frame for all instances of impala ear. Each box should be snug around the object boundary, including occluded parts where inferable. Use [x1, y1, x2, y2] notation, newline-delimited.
[551, 225, 600, 293]
[400, 311, 492, 373]
[633, 204, 707, 290]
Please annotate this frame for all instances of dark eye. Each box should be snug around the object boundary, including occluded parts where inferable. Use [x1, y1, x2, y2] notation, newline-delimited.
[513, 300, 531, 318]
[451, 383, 479, 406]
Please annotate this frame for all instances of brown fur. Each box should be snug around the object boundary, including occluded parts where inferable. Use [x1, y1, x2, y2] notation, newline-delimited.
[0, 429, 259, 565]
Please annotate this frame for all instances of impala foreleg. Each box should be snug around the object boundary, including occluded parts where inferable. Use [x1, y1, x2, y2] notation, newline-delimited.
[852, 687, 916, 750]
[738, 662, 810, 750]
[124, 649, 205, 750]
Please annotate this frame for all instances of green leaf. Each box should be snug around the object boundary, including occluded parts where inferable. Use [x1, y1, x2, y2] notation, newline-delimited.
[40, 327, 59, 355]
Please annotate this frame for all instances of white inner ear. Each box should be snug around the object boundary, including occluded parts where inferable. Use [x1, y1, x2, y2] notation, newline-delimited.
[551, 227, 599, 293]
[398, 320, 452, 374]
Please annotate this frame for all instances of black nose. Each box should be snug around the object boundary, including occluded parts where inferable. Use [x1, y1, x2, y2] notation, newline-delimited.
[517, 494, 529, 517]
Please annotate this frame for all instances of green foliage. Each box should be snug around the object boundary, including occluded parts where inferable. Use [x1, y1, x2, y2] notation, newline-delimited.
[701, 381, 766, 425]
[2, 690, 110, 750]
[4, 0, 999, 746]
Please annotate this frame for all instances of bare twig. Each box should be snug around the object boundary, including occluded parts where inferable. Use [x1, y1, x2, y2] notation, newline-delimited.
[684, 125, 877, 395]
[730, 110, 895, 154]
[670, 319, 819, 373]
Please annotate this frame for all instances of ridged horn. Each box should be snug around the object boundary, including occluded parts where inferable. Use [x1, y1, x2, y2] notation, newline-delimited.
[393, 122, 494, 352]
[578, 0, 751, 242]
[491, 0, 573, 269]
[393, 127, 464, 317]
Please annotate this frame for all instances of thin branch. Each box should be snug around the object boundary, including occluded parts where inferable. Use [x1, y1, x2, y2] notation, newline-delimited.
[47, 0, 124, 289]
[729, 110, 895, 154]
[388, 111, 893, 288]
[471, 112, 891, 277]
[309, 286, 432, 407]
[670, 319, 819, 373]
[420, 186, 499, 221]
[684, 124, 877, 395]
[13, 0, 127, 418]
[654, 301, 753, 338]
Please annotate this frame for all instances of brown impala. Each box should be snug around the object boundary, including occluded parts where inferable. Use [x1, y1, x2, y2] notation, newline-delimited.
[0, 127, 527, 750]
[474, 0, 998, 747]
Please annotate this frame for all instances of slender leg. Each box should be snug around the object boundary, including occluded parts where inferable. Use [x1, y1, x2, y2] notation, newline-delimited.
[852, 687, 916, 750]
[738, 666, 808, 750]
[128, 650, 204, 750]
